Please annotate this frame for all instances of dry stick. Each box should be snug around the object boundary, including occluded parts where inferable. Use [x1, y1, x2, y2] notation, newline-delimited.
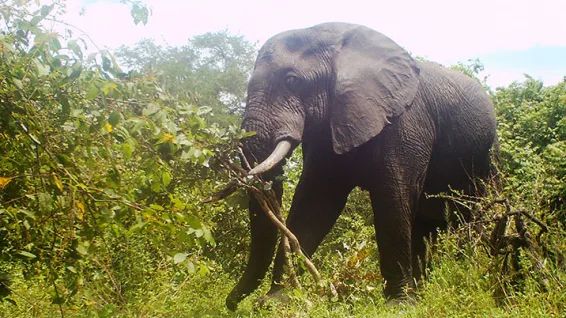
[249, 187, 322, 286]
[208, 152, 321, 287]
[481, 199, 556, 291]
[261, 188, 301, 288]
[281, 234, 301, 288]
[238, 146, 252, 171]
[222, 150, 298, 285]
[202, 180, 239, 203]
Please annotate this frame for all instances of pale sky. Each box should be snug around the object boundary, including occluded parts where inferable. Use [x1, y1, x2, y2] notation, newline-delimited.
[61, 0, 566, 88]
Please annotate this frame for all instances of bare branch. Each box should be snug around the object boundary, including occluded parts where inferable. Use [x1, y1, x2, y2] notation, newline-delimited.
[208, 150, 322, 288]
[203, 180, 238, 203]
[250, 188, 321, 285]
[238, 145, 252, 171]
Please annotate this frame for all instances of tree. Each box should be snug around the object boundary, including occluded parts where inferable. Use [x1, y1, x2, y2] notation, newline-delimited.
[115, 31, 256, 120]
[0, 0, 246, 306]
[494, 76, 566, 222]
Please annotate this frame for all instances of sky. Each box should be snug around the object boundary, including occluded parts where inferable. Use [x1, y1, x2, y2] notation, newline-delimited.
[60, 0, 566, 88]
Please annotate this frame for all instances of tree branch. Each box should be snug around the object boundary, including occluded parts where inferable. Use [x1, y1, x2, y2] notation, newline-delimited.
[205, 151, 322, 288]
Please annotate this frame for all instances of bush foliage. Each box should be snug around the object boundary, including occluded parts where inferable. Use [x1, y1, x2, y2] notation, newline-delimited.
[0, 1, 564, 317]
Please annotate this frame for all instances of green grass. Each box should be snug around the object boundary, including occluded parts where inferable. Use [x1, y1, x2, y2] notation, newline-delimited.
[2, 227, 564, 318]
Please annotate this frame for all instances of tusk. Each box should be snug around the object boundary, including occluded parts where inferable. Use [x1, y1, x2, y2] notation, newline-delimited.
[248, 140, 292, 175]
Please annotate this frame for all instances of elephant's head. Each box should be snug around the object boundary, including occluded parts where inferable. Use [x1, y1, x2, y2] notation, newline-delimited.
[227, 22, 420, 309]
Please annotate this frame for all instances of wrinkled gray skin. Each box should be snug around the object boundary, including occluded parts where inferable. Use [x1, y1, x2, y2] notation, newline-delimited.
[227, 22, 497, 310]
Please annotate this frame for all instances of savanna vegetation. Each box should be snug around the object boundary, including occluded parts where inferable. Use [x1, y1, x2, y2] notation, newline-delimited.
[0, 1, 564, 317]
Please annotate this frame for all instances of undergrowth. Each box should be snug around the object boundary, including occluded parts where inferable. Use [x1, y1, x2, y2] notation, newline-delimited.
[1, 186, 564, 317]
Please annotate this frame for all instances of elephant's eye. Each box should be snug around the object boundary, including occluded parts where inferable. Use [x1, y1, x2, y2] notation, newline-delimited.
[285, 75, 302, 93]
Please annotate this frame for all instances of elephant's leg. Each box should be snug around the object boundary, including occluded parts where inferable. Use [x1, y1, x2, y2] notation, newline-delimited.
[411, 198, 445, 282]
[368, 127, 433, 299]
[269, 174, 353, 293]
[370, 186, 418, 299]
[226, 181, 283, 310]
[410, 147, 495, 282]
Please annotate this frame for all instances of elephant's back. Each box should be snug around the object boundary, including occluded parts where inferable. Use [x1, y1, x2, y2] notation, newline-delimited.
[414, 61, 497, 154]
[415, 61, 494, 116]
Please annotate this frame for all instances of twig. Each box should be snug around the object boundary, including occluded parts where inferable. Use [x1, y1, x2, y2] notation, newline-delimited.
[249, 188, 321, 285]
[238, 145, 252, 171]
[205, 151, 322, 288]
[202, 180, 238, 203]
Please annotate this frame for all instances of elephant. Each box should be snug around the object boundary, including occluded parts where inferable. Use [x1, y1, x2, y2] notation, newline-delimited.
[226, 22, 497, 310]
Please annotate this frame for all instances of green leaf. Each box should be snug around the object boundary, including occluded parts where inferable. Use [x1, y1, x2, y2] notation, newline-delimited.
[187, 261, 196, 273]
[101, 82, 118, 95]
[127, 117, 148, 134]
[38, 193, 52, 212]
[17, 251, 36, 259]
[202, 227, 215, 246]
[108, 111, 121, 126]
[171, 196, 186, 210]
[102, 55, 112, 72]
[197, 106, 212, 115]
[197, 263, 210, 276]
[40, 4, 54, 18]
[130, 4, 150, 25]
[76, 241, 89, 256]
[86, 84, 98, 100]
[17, 209, 36, 219]
[173, 253, 188, 264]
[128, 221, 146, 233]
[192, 229, 204, 238]
[12, 78, 23, 90]
[242, 130, 257, 138]
[67, 62, 82, 80]
[52, 175, 64, 193]
[55, 154, 72, 166]
[57, 94, 71, 122]
[51, 295, 64, 305]
[143, 103, 161, 116]
[149, 204, 164, 211]
[162, 171, 172, 187]
[48, 36, 61, 51]
[121, 142, 135, 159]
[186, 215, 202, 230]
[67, 40, 82, 58]
[150, 181, 162, 193]
[33, 58, 50, 76]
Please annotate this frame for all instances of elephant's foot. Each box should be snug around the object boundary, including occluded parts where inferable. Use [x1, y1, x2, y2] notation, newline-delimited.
[385, 293, 417, 307]
[383, 279, 417, 306]
[226, 286, 291, 311]
[226, 290, 245, 311]
[257, 287, 291, 308]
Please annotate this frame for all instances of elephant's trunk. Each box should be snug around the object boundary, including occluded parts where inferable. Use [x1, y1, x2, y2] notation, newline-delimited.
[227, 93, 303, 309]
[226, 142, 285, 311]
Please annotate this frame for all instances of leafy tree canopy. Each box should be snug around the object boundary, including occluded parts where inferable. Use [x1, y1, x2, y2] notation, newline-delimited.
[115, 31, 256, 121]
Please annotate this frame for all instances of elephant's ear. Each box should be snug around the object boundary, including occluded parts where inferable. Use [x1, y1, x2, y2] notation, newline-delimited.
[331, 26, 420, 154]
